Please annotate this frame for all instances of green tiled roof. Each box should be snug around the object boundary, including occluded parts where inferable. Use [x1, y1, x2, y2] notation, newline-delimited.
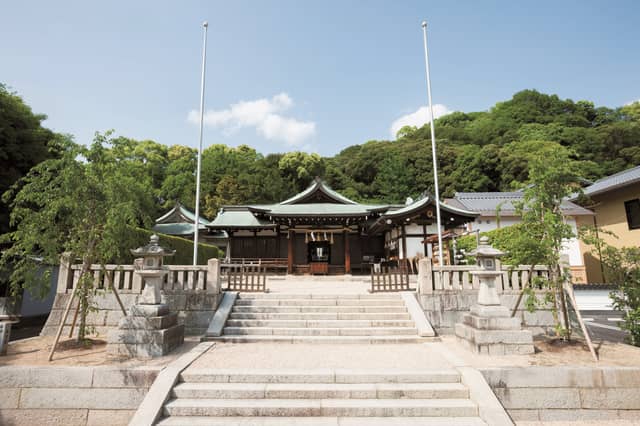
[384, 196, 478, 218]
[208, 209, 276, 229]
[207, 180, 479, 230]
[251, 203, 388, 217]
[152, 223, 206, 235]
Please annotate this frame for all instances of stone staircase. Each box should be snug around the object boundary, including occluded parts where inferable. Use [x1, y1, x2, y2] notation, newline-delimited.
[157, 369, 486, 425]
[212, 293, 428, 343]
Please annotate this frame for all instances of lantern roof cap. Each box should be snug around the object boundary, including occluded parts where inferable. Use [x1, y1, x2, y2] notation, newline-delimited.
[130, 234, 175, 257]
[469, 236, 505, 258]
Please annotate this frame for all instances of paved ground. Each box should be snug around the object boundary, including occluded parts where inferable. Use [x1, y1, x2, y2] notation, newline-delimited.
[189, 342, 453, 370]
[581, 310, 628, 343]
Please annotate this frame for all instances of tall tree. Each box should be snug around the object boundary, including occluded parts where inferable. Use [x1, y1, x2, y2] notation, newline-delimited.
[508, 143, 584, 339]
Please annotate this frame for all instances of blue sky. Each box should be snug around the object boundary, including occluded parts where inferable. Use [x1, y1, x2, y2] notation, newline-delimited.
[2, 0, 638, 156]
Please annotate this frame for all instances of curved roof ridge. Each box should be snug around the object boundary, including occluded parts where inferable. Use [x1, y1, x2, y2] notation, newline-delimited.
[279, 177, 358, 205]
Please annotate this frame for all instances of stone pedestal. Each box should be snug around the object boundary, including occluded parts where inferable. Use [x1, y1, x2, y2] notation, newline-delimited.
[455, 305, 534, 356]
[108, 303, 184, 359]
[455, 237, 534, 356]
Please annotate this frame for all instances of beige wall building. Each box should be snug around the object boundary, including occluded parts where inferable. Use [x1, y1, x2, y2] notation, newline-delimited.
[578, 165, 640, 283]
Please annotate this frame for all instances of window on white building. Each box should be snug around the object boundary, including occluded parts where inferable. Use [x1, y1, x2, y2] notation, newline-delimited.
[624, 199, 640, 230]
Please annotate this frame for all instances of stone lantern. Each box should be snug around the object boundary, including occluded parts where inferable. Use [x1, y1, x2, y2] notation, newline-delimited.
[107, 235, 184, 359]
[470, 236, 506, 312]
[455, 236, 534, 355]
[130, 234, 175, 305]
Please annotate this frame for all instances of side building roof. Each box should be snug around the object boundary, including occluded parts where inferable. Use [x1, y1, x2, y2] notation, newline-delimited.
[581, 165, 640, 198]
[451, 192, 593, 216]
[153, 202, 227, 238]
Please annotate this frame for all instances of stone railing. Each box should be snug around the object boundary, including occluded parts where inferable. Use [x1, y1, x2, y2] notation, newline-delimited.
[44, 257, 223, 337]
[56, 257, 220, 295]
[418, 259, 550, 293]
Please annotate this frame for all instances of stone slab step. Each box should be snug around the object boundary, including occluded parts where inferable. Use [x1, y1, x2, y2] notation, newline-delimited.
[225, 320, 415, 328]
[206, 335, 431, 344]
[235, 299, 405, 306]
[163, 398, 477, 417]
[158, 416, 486, 425]
[231, 306, 408, 314]
[222, 327, 419, 336]
[228, 313, 412, 321]
[172, 382, 469, 400]
[237, 294, 404, 300]
[180, 369, 461, 384]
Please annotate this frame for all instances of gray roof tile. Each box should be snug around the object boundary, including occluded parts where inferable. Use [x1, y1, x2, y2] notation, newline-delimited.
[452, 192, 593, 216]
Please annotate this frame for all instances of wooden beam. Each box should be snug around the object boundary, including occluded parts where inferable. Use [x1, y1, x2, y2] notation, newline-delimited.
[344, 230, 351, 274]
[287, 230, 294, 274]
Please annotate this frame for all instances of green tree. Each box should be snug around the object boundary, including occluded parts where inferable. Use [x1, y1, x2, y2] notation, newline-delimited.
[508, 144, 584, 339]
[160, 145, 197, 208]
[0, 84, 60, 237]
[1, 132, 156, 342]
[278, 151, 326, 192]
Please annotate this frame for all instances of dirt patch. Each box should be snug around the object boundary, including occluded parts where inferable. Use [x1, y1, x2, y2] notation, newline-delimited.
[0, 335, 199, 367]
[530, 335, 640, 366]
[440, 335, 640, 367]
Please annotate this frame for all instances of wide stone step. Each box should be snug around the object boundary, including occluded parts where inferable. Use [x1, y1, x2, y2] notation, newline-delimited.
[222, 327, 418, 336]
[158, 416, 486, 426]
[234, 299, 405, 306]
[180, 369, 460, 384]
[225, 319, 416, 328]
[163, 398, 477, 417]
[231, 306, 408, 314]
[172, 382, 469, 400]
[228, 312, 412, 321]
[208, 335, 431, 344]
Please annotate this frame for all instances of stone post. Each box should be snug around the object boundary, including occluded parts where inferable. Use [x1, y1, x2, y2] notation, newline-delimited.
[417, 258, 433, 295]
[206, 258, 221, 295]
[455, 237, 534, 355]
[56, 253, 72, 294]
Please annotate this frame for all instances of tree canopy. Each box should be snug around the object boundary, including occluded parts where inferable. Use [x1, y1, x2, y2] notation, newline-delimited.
[0, 84, 61, 236]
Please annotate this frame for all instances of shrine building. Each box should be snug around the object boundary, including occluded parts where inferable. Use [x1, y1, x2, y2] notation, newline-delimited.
[207, 178, 478, 274]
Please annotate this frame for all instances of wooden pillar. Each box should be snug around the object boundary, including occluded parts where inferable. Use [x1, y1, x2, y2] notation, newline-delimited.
[287, 229, 294, 274]
[401, 225, 407, 260]
[422, 224, 428, 256]
[344, 230, 351, 274]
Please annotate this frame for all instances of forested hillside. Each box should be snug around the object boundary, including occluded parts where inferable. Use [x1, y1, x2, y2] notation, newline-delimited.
[2, 88, 639, 224]
[329, 90, 640, 203]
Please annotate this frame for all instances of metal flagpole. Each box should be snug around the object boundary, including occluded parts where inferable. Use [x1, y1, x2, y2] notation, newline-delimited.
[193, 21, 208, 266]
[421, 21, 444, 266]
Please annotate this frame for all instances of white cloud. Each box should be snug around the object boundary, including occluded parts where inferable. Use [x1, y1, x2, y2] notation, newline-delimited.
[188, 93, 315, 146]
[625, 99, 640, 106]
[390, 104, 452, 138]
